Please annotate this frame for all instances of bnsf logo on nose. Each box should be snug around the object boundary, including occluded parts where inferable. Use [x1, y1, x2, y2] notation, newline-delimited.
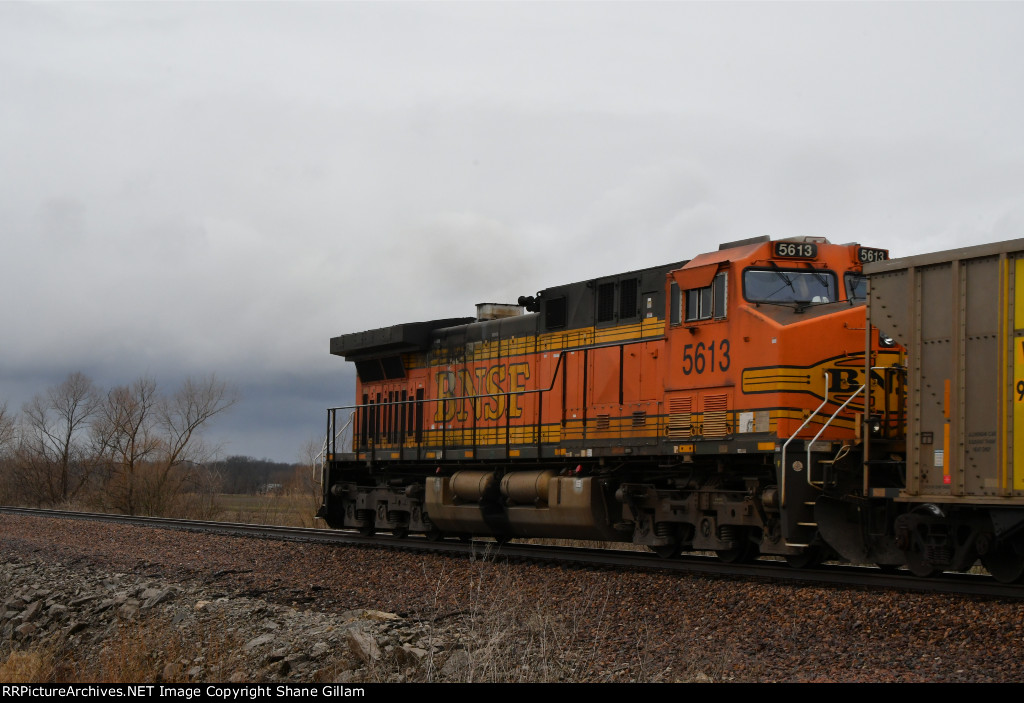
[828, 368, 861, 393]
[828, 367, 898, 394]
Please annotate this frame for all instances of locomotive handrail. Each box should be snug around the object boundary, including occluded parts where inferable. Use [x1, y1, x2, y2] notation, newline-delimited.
[780, 372, 831, 510]
[324, 410, 354, 465]
[806, 383, 865, 490]
[335, 411, 354, 457]
[808, 364, 907, 492]
[317, 436, 328, 488]
[781, 365, 898, 508]
[326, 352, 567, 460]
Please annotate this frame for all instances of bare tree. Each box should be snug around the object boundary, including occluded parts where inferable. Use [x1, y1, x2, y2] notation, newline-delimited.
[161, 375, 237, 468]
[0, 403, 15, 455]
[94, 375, 236, 516]
[13, 372, 100, 506]
[92, 376, 161, 515]
[281, 436, 327, 527]
[0, 403, 17, 503]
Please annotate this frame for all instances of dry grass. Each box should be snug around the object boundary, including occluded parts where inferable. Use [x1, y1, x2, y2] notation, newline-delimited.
[0, 648, 58, 683]
[215, 492, 319, 527]
[342, 548, 663, 683]
[89, 614, 245, 682]
[0, 612, 255, 683]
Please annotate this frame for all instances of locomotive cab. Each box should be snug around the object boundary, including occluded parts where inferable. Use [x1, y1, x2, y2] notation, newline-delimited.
[641, 236, 896, 561]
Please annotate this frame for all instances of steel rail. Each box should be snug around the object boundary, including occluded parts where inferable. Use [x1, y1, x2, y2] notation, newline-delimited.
[1, 505, 1020, 599]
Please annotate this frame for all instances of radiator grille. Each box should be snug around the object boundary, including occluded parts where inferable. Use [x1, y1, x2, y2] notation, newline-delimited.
[702, 394, 729, 439]
[667, 397, 692, 439]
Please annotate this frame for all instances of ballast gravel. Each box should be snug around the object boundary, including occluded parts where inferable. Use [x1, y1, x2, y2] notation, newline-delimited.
[0, 513, 1022, 683]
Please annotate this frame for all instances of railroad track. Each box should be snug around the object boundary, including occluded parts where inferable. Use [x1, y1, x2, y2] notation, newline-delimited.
[2, 505, 1019, 599]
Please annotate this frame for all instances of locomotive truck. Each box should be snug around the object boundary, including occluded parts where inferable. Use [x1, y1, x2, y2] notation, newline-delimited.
[318, 235, 1024, 582]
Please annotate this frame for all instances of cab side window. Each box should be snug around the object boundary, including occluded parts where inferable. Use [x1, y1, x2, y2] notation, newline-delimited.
[685, 272, 727, 322]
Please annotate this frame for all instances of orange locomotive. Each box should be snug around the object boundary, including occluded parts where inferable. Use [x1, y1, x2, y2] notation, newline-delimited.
[321, 235, 903, 566]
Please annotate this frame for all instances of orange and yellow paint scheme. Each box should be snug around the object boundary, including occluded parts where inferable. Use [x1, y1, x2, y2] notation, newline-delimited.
[322, 236, 901, 557]
[334, 236, 897, 463]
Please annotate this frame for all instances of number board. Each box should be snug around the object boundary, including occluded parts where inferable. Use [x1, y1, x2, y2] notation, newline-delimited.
[857, 247, 889, 264]
[773, 242, 817, 259]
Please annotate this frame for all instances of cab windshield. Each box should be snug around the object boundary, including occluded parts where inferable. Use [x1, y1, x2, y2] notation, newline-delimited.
[743, 268, 838, 304]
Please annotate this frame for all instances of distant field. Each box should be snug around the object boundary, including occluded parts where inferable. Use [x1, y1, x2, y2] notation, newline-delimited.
[214, 492, 320, 528]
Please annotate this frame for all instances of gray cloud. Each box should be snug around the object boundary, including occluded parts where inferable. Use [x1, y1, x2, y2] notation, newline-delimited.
[2, 2, 1023, 461]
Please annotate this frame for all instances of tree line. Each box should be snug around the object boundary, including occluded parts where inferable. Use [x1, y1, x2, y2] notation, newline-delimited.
[208, 455, 309, 495]
[0, 371, 237, 517]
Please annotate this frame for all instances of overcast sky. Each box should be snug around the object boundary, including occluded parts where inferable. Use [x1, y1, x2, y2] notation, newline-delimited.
[2, 1, 1023, 462]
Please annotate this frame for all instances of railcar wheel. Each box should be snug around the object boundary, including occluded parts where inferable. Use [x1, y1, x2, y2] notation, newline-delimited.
[981, 547, 1024, 584]
[424, 526, 445, 542]
[785, 547, 823, 569]
[391, 525, 409, 539]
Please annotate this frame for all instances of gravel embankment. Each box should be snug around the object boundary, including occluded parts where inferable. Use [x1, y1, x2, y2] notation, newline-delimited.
[1, 513, 1022, 683]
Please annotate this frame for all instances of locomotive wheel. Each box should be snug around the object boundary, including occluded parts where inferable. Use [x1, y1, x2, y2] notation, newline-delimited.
[981, 547, 1024, 584]
[904, 549, 939, 578]
[358, 522, 376, 537]
[322, 515, 346, 530]
[785, 546, 823, 569]
[649, 543, 680, 559]
[715, 539, 757, 564]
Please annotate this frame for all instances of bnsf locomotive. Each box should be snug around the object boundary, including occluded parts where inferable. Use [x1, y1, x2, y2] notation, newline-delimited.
[319, 235, 1024, 583]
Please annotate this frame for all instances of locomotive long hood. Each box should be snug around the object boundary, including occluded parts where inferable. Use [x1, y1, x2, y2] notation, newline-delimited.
[330, 317, 474, 360]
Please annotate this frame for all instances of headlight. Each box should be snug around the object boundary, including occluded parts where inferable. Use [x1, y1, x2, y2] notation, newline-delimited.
[867, 415, 882, 435]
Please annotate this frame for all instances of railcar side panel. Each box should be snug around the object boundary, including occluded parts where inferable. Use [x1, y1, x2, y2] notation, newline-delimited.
[866, 238, 1024, 504]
